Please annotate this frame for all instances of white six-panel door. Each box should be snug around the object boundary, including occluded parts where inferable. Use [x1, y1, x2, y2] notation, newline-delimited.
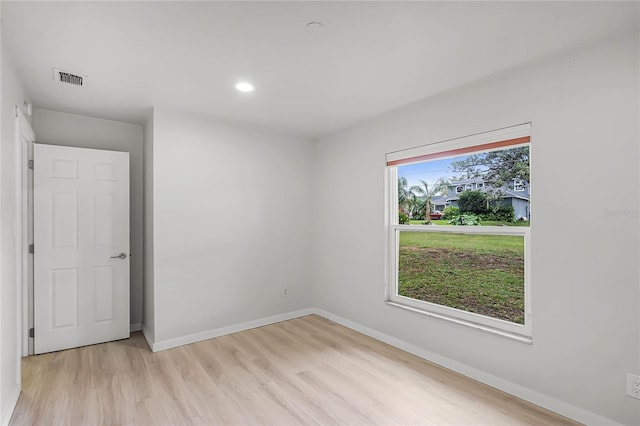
[34, 144, 130, 354]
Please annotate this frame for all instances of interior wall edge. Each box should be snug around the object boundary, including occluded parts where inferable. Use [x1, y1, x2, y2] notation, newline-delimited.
[141, 324, 154, 353]
[0, 386, 20, 426]
[147, 308, 316, 353]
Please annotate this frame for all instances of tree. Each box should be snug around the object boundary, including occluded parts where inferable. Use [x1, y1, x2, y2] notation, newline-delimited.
[406, 192, 420, 219]
[458, 190, 488, 215]
[410, 179, 447, 224]
[406, 196, 427, 220]
[398, 176, 410, 213]
[450, 146, 529, 196]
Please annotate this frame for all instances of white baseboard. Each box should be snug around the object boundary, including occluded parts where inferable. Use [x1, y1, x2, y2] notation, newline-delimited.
[309, 308, 622, 426]
[149, 308, 315, 352]
[1, 386, 21, 426]
[130, 323, 142, 332]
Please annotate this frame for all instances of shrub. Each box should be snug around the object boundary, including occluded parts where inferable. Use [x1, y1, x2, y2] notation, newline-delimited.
[448, 213, 481, 226]
[482, 205, 515, 222]
[458, 191, 488, 215]
[413, 210, 425, 220]
[398, 211, 409, 224]
[441, 206, 459, 220]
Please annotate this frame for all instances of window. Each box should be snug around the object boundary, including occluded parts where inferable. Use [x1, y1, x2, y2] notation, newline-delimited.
[465, 184, 472, 190]
[514, 179, 525, 191]
[387, 123, 531, 341]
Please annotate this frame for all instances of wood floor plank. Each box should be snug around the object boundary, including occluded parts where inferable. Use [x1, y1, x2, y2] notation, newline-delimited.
[10, 315, 580, 426]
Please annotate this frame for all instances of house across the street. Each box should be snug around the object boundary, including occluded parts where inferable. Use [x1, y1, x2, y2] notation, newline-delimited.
[431, 178, 530, 220]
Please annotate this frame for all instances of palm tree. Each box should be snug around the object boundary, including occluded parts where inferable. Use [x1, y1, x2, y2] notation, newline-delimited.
[410, 178, 447, 224]
[407, 192, 420, 219]
[398, 176, 410, 213]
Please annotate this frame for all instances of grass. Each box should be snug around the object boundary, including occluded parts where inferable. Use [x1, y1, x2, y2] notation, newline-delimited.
[398, 232, 525, 324]
[481, 220, 530, 227]
[409, 219, 448, 225]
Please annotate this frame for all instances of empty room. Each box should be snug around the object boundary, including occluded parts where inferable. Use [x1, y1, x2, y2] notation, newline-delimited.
[1, 1, 639, 425]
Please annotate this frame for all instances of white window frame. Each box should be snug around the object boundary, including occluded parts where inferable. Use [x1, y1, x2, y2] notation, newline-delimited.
[514, 178, 526, 191]
[385, 123, 532, 342]
[455, 186, 463, 193]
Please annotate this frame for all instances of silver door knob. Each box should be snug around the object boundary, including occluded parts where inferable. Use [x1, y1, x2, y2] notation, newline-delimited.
[110, 252, 127, 260]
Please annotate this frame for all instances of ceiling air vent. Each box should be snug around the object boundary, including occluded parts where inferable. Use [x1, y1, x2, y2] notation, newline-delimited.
[53, 68, 86, 86]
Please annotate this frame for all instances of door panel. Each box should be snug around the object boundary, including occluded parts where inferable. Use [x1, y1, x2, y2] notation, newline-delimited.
[93, 266, 114, 322]
[34, 144, 130, 354]
[50, 268, 79, 328]
[94, 194, 114, 246]
[51, 191, 78, 248]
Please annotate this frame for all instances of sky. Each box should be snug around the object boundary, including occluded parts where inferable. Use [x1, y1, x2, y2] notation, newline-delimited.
[399, 156, 467, 189]
[399, 145, 529, 190]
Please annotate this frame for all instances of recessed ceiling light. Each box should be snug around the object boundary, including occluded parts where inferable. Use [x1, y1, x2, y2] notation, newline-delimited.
[235, 82, 254, 93]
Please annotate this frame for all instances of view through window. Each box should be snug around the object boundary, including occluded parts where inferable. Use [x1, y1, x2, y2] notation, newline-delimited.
[388, 124, 531, 336]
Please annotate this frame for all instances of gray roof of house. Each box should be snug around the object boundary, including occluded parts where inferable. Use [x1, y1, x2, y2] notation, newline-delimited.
[430, 187, 529, 204]
[447, 178, 485, 186]
[497, 188, 529, 201]
[431, 195, 449, 204]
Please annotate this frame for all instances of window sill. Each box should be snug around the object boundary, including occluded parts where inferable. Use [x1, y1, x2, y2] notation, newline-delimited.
[385, 301, 533, 344]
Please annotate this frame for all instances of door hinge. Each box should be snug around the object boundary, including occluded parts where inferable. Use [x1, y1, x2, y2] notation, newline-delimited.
[28, 244, 34, 254]
[28, 159, 34, 170]
[29, 328, 34, 338]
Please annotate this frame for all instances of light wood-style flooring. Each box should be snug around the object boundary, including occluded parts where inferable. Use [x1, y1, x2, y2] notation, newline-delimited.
[10, 315, 579, 425]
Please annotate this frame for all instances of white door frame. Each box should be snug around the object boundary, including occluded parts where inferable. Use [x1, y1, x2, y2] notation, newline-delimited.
[16, 107, 35, 357]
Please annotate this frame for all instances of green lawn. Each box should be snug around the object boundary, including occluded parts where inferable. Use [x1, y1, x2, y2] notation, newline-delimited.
[480, 220, 530, 227]
[398, 232, 525, 324]
[409, 219, 448, 225]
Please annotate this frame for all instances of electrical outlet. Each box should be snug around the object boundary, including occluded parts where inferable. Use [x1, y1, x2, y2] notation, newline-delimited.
[283, 288, 288, 297]
[627, 373, 640, 399]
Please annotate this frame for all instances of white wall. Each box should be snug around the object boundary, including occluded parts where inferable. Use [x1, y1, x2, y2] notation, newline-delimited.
[142, 110, 155, 342]
[33, 109, 144, 329]
[149, 109, 314, 344]
[0, 35, 32, 425]
[312, 30, 640, 426]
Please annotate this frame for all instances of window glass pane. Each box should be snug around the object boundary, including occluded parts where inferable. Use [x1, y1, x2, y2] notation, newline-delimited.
[398, 231, 525, 324]
[397, 146, 530, 225]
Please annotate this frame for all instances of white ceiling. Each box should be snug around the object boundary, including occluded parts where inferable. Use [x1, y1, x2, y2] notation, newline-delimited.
[2, 1, 638, 138]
